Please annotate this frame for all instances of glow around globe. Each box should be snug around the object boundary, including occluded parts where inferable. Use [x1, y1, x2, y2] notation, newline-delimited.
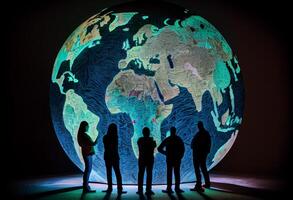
[50, 1, 244, 184]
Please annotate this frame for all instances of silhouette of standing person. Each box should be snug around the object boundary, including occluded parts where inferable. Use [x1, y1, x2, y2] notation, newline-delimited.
[136, 127, 157, 196]
[103, 123, 127, 194]
[158, 127, 185, 193]
[190, 121, 211, 192]
[77, 121, 97, 193]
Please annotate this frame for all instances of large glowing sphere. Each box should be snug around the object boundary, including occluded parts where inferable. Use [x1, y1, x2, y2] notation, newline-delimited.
[50, 1, 244, 184]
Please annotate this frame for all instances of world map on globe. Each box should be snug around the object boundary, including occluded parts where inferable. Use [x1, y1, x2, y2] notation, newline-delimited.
[50, 2, 244, 184]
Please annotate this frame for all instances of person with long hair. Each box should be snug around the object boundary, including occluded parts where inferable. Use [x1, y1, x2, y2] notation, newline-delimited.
[103, 123, 127, 194]
[77, 121, 97, 193]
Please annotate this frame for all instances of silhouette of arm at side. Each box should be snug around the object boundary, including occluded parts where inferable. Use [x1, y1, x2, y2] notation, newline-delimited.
[158, 139, 167, 155]
[177, 137, 185, 159]
[207, 132, 212, 153]
[152, 139, 157, 149]
[191, 136, 196, 149]
[137, 138, 142, 148]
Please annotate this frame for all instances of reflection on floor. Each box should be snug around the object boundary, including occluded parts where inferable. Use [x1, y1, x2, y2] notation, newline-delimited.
[10, 173, 286, 200]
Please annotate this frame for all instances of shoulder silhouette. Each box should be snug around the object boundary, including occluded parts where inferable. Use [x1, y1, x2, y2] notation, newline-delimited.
[103, 123, 119, 160]
[78, 121, 97, 149]
[158, 127, 185, 161]
[137, 127, 157, 160]
[191, 121, 211, 154]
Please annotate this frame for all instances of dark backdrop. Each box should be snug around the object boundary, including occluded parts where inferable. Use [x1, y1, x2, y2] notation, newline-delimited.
[5, 0, 291, 183]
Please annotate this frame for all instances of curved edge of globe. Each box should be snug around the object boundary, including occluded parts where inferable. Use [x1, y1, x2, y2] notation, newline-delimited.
[49, 4, 245, 184]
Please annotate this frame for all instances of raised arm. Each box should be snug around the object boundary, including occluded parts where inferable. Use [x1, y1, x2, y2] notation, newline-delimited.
[84, 134, 97, 146]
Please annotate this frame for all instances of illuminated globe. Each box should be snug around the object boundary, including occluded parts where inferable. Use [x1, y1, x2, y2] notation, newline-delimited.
[50, 1, 244, 184]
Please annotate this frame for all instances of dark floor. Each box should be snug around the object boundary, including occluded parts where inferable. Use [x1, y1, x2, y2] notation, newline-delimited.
[9, 173, 286, 200]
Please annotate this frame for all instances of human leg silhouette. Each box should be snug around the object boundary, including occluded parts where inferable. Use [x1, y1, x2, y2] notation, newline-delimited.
[104, 160, 113, 192]
[82, 154, 93, 190]
[146, 161, 154, 195]
[200, 154, 210, 188]
[137, 160, 146, 193]
[190, 155, 205, 192]
[193, 155, 202, 187]
[113, 160, 126, 194]
[82, 154, 95, 193]
[174, 161, 183, 193]
[163, 161, 174, 193]
[167, 162, 173, 190]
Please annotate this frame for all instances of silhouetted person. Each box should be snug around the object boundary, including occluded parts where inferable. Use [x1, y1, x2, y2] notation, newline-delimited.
[136, 127, 157, 196]
[103, 123, 127, 194]
[77, 121, 97, 193]
[158, 127, 185, 193]
[190, 121, 211, 192]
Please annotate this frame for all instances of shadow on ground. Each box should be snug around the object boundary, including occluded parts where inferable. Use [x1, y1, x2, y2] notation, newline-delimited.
[11, 181, 286, 200]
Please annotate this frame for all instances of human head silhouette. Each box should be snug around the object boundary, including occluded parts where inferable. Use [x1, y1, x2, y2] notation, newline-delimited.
[170, 126, 176, 136]
[108, 123, 117, 136]
[79, 121, 89, 134]
[142, 127, 150, 137]
[197, 121, 204, 131]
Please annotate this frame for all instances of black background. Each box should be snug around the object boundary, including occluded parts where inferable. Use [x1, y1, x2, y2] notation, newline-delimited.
[4, 0, 291, 189]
